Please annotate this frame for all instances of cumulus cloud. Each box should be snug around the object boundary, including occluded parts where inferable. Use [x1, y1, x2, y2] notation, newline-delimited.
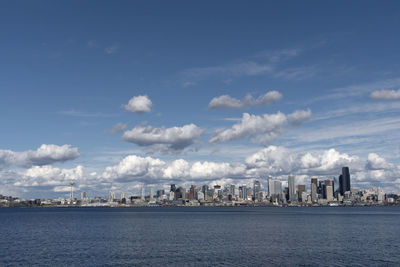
[122, 123, 204, 152]
[287, 108, 312, 126]
[208, 90, 282, 109]
[13, 165, 84, 188]
[108, 122, 127, 134]
[209, 109, 311, 145]
[370, 89, 400, 100]
[366, 153, 394, 170]
[99, 146, 400, 193]
[101, 155, 246, 183]
[245, 146, 361, 176]
[123, 95, 152, 113]
[0, 144, 80, 168]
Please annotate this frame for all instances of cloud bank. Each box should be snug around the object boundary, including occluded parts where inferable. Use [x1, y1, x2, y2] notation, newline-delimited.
[209, 109, 312, 145]
[122, 123, 204, 151]
[0, 144, 80, 168]
[370, 89, 400, 100]
[209, 91, 282, 109]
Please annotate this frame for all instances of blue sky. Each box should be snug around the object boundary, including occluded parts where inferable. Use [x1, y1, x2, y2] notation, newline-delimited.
[1, 0, 400, 198]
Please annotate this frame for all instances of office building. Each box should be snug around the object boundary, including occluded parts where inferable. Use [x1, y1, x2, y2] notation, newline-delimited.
[297, 185, 306, 202]
[340, 167, 351, 195]
[311, 178, 318, 203]
[288, 174, 296, 203]
[141, 187, 145, 200]
[253, 180, 261, 201]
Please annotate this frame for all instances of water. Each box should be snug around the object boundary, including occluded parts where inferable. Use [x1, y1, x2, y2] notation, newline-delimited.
[0, 207, 399, 266]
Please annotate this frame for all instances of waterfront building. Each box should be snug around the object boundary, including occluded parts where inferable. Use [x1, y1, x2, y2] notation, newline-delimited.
[81, 191, 86, 200]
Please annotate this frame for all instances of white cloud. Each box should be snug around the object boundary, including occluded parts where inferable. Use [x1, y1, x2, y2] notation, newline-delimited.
[366, 153, 394, 170]
[183, 61, 273, 80]
[208, 95, 243, 109]
[105, 44, 119, 54]
[245, 146, 361, 176]
[122, 123, 204, 151]
[287, 108, 312, 126]
[370, 89, 400, 100]
[123, 95, 152, 113]
[208, 90, 282, 109]
[209, 112, 286, 144]
[0, 144, 80, 168]
[108, 122, 127, 134]
[209, 109, 311, 145]
[102, 155, 165, 181]
[101, 155, 246, 183]
[13, 165, 84, 188]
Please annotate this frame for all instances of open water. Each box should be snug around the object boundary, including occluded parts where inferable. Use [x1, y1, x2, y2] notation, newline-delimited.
[0, 206, 399, 266]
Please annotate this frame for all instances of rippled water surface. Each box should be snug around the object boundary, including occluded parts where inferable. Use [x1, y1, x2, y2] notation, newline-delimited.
[1, 206, 399, 266]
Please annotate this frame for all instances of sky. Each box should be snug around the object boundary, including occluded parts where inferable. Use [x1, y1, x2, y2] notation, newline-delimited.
[1, 0, 400, 198]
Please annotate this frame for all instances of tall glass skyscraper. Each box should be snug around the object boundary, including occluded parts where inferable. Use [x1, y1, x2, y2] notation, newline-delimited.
[288, 174, 296, 203]
[339, 167, 351, 195]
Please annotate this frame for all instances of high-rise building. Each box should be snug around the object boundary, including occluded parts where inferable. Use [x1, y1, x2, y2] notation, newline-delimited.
[326, 185, 334, 202]
[188, 185, 196, 200]
[230, 185, 236, 196]
[175, 187, 186, 200]
[156, 189, 165, 198]
[268, 178, 282, 198]
[170, 184, 176, 193]
[149, 187, 154, 201]
[253, 180, 261, 201]
[340, 167, 351, 195]
[241, 186, 247, 200]
[311, 178, 318, 203]
[109, 191, 115, 202]
[273, 180, 282, 197]
[296, 185, 306, 202]
[141, 187, 145, 200]
[81, 191, 86, 200]
[288, 174, 296, 203]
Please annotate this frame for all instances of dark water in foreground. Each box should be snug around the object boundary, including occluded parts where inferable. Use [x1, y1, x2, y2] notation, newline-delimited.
[0, 207, 399, 266]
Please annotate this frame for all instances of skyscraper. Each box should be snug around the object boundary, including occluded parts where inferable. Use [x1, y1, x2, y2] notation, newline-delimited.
[170, 184, 176, 193]
[241, 186, 247, 200]
[340, 167, 351, 195]
[311, 178, 318, 203]
[288, 174, 296, 203]
[296, 185, 306, 202]
[230, 185, 236, 196]
[267, 175, 272, 197]
[149, 187, 154, 201]
[141, 187, 145, 200]
[253, 180, 261, 201]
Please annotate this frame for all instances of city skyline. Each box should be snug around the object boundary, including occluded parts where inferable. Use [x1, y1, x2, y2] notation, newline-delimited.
[1, 1, 400, 198]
